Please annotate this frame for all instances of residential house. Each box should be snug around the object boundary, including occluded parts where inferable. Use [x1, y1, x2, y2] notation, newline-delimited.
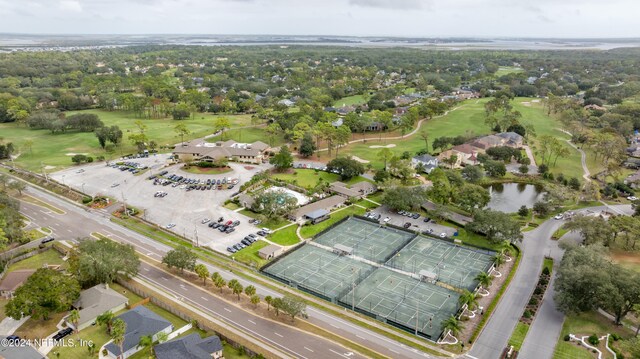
[624, 170, 640, 189]
[0, 270, 35, 299]
[351, 181, 377, 196]
[584, 104, 607, 112]
[365, 122, 385, 132]
[258, 244, 284, 260]
[330, 181, 377, 199]
[0, 336, 45, 359]
[448, 144, 479, 166]
[65, 284, 128, 331]
[104, 306, 173, 359]
[497, 132, 524, 148]
[411, 154, 439, 174]
[278, 99, 295, 107]
[331, 118, 344, 127]
[154, 333, 223, 359]
[290, 195, 346, 221]
[470, 135, 504, 152]
[437, 150, 463, 169]
[173, 140, 270, 164]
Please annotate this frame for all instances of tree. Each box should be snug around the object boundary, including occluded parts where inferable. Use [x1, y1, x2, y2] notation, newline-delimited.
[228, 279, 243, 300]
[6, 268, 80, 320]
[326, 157, 365, 181]
[244, 285, 256, 297]
[194, 264, 209, 285]
[299, 132, 316, 158]
[214, 117, 232, 140]
[279, 295, 307, 321]
[419, 130, 429, 152]
[441, 315, 464, 338]
[68, 309, 80, 333]
[484, 160, 506, 177]
[373, 169, 390, 183]
[96, 311, 114, 333]
[111, 318, 127, 359]
[466, 209, 523, 243]
[174, 123, 190, 146]
[563, 215, 614, 246]
[172, 102, 191, 120]
[475, 272, 493, 291]
[493, 252, 507, 268]
[265, 123, 282, 147]
[382, 186, 429, 211]
[8, 181, 26, 196]
[68, 238, 140, 287]
[459, 290, 479, 315]
[162, 247, 197, 273]
[377, 148, 393, 169]
[128, 133, 148, 152]
[453, 184, 490, 213]
[517, 205, 530, 218]
[250, 294, 261, 307]
[251, 189, 298, 220]
[156, 331, 169, 344]
[272, 297, 283, 316]
[270, 146, 293, 171]
[265, 295, 273, 311]
[462, 165, 483, 183]
[518, 164, 529, 174]
[427, 168, 452, 204]
[138, 335, 153, 358]
[212, 272, 226, 293]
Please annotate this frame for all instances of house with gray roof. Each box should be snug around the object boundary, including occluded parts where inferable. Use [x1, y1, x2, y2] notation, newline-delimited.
[0, 336, 45, 359]
[412, 154, 439, 174]
[173, 139, 270, 164]
[154, 333, 223, 359]
[66, 284, 128, 331]
[497, 132, 524, 148]
[105, 306, 173, 359]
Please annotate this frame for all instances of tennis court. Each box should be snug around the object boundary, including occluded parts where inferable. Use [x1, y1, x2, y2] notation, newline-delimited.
[388, 236, 494, 290]
[263, 245, 375, 299]
[313, 217, 415, 263]
[339, 268, 460, 340]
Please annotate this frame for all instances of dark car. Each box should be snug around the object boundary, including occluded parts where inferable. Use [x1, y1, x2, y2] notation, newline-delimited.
[225, 227, 235, 233]
[233, 244, 243, 251]
[217, 225, 227, 232]
[227, 246, 237, 253]
[211, 223, 220, 229]
[41, 236, 55, 244]
[403, 222, 412, 229]
[52, 328, 73, 341]
[232, 220, 240, 227]
[257, 230, 267, 236]
[423, 217, 431, 223]
[411, 213, 420, 219]
[208, 222, 215, 228]
[218, 217, 224, 223]
[241, 239, 251, 246]
[248, 233, 257, 239]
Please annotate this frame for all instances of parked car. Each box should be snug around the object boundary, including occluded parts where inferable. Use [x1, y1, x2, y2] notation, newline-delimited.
[261, 228, 271, 234]
[439, 233, 447, 238]
[202, 218, 210, 224]
[226, 220, 233, 226]
[554, 214, 564, 220]
[241, 239, 251, 246]
[383, 217, 391, 223]
[52, 328, 73, 341]
[227, 246, 237, 253]
[248, 234, 257, 239]
[257, 231, 267, 236]
[232, 220, 240, 227]
[41, 236, 55, 244]
[165, 223, 176, 229]
[218, 217, 224, 223]
[225, 227, 235, 234]
[411, 213, 420, 219]
[403, 222, 411, 229]
[423, 217, 431, 223]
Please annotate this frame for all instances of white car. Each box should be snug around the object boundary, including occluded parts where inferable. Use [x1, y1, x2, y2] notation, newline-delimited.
[261, 228, 272, 234]
[554, 214, 564, 220]
[627, 196, 638, 201]
[201, 218, 210, 224]
[165, 223, 176, 229]
[383, 217, 391, 223]
[439, 233, 447, 238]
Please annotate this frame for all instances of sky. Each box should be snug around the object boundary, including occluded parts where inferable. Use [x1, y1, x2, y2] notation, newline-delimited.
[0, 0, 638, 38]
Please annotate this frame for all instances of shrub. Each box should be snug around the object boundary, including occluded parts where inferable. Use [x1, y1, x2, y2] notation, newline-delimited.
[539, 278, 548, 286]
[523, 310, 532, 319]
[588, 334, 599, 346]
[542, 266, 550, 275]
[82, 196, 92, 204]
[611, 333, 621, 341]
[528, 298, 538, 306]
[534, 287, 543, 295]
[564, 334, 571, 341]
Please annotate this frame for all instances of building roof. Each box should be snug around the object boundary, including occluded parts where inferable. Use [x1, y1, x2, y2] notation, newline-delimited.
[71, 284, 128, 327]
[475, 135, 504, 147]
[497, 132, 524, 142]
[0, 270, 35, 292]
[452, 144, 478, 155]
[305, 208, 330, 220]
[105, 306, 172, 357]
[351, 181, 377, 193]
[154, 333, 223, 359]
[173, 139, 268, 159]
[258, 244, 283, 257]
[294, 195, 346, 219]
[413, 154, 438, 164]
[0, 336, 45, 359]
[330, 182, 360, 198]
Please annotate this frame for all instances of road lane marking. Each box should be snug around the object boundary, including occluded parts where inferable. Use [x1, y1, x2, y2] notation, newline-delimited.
[330, 324, 339, 329]
[223, 307, 232, 313]
[200, 297, 209, 301]
[142, 268, 149, 271]
[66, 229, 72, 233]
[248, 319, 256, 325]
[304, 347, 314, 352]
[356, 334, 365, 340]
[389, 349, 399, 354]
[329, 349, 349, 358]
[274, 332, 283, 337]
[162, 277, 168, 281]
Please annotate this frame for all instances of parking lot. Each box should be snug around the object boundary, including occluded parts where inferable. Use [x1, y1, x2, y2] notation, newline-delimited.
[369, 206, 457, 238]
[49, 154, 272, 253]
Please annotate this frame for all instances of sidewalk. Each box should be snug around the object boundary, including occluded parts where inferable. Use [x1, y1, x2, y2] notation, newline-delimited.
[0, 316, 29, 335]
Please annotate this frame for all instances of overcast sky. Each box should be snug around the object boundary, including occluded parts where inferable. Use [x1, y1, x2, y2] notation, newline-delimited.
[0, 0, 637, 38]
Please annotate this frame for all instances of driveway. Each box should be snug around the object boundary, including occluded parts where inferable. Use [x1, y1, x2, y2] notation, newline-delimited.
[0, 316, 30, 335]
[49, 156, 271, 253]
[372, 206, 456, 237]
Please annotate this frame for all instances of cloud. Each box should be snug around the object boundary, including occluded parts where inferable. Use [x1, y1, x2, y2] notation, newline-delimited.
[348, 0, 428, 10]
[59, 0, 82, 12]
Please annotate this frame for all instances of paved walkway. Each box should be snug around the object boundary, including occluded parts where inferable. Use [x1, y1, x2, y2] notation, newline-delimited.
[557, 128, 591, 182]
[0, 316, 29, 335]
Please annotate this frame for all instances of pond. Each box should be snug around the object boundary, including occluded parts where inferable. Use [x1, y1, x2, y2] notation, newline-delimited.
[486, 183, 546, 213]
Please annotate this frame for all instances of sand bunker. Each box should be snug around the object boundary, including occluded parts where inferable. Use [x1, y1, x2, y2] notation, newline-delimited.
[350, 156, 370, 164]
[368, 144, 396, 149]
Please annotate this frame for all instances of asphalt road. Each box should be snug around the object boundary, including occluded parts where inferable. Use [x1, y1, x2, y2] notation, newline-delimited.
[17, 184, 441, 359]
[469, 205, 632, 359]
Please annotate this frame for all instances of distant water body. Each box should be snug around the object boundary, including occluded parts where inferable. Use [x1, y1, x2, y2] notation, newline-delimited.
[1, 34, 639, 51]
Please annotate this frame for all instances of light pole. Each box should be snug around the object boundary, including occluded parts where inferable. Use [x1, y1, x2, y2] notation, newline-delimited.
[61, 175, 66, 187]
[81, 182, 85, 194]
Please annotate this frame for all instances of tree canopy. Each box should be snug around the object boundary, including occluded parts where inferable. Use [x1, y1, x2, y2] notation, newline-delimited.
[69, 238, 140, 287]
[466, 209, 523, 243]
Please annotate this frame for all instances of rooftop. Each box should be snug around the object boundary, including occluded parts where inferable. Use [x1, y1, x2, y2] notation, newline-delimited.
[154, 333, 223, 359]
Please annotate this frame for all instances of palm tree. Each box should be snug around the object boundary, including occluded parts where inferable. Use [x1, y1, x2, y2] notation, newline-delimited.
[499, 240, 513, 258]
[493, 252, 506, 269]
[68, 309, 80, 333]
[441, 315, 464, 338]
[156, 331, 168, 344]
[250, 294, 260, 308]
[96, 311, 114, 333]
[475, 272, 493, 291]
[194, 264, 209, 285]
[110, 318, 126, 359]
[138, 335, 153, 357]
[265, 296, 273, 311]
[458, 290, 479, 315]
[244, 285, 256, 297]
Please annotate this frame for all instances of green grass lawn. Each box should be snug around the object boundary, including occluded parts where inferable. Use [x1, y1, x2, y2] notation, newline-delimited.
[0, 109, 254, 171]
[7, 249, 65, 272]
[355, 198, 380, 209]
[224, 202, 241, 210]
[333, 94, 369, 107]
[231, 240, 269, 268]
[213, 126, 285, 147]
[552, 225, 569, 240]
[271, 169, 369, 190]
[144, 302, 189, 330]
[508, 322, 530, 351]
[0, 298, 8, 321]
[299, 206, 366, 239]
[110, 282, 144, 305]
[237, 209, 291, 230]
[543, 258, 554, 274]
[52, 321, 112, 359]
[267, 225, 300, 246]
[181, 166, 233, 175]
[495, 66, 524, 77]
[553, 311, 633, 359]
